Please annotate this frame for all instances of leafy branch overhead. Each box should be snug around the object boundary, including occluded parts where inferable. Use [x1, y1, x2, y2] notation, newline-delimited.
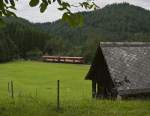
[0, 0, 16, 16]
[29, 0, 98, 27]
[0, 0, 99, 27]
[0, 0, 17, 27]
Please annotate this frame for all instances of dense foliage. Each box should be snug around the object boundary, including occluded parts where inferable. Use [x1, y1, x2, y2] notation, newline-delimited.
[0, 0, 97, 27]
[0, 17, 51, 62]
[37, 3, 150, 62]
[1, 3, 150, 63]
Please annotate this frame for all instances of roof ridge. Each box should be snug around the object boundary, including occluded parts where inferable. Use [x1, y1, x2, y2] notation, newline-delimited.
[100, 42, 150, 47]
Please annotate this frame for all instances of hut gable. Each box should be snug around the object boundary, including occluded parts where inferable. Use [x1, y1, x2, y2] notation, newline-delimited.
[86, 42, 150, 98]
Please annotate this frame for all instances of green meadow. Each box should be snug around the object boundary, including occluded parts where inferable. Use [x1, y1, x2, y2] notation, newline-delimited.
[0, 61, 149, 116]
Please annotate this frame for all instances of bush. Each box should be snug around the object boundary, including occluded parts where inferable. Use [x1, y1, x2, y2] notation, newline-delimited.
[26, 48, 42, 60]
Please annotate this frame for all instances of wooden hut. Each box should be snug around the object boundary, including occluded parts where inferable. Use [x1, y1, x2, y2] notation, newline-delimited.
[85, 42, 150, 99]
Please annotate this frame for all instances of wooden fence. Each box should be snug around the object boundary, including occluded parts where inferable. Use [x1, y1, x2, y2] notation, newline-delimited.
[42, 56, 84, 64]
[7, 80, 61, 111]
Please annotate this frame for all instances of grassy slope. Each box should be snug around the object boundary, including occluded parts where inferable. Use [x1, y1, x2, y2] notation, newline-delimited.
[0, 61, 149, 116]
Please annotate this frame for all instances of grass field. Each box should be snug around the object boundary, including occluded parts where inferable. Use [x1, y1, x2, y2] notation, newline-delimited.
[0, 61, 150, 116]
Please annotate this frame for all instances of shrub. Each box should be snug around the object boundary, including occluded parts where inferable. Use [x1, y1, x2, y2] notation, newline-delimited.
[26, 48, 42, 60]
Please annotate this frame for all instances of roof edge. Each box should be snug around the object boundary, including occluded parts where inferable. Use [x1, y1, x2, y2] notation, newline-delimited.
[100, 42, 150, 47]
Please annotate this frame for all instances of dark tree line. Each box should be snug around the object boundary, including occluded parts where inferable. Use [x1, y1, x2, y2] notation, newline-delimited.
[37, 3, 150, 62]
[1, 3, 150, 63]
[0, 17, 52, 62]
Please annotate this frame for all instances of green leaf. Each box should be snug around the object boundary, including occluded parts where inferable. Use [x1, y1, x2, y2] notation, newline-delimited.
[40, 2, 48, 13]
[8, 5, 16, 10]
[42, 0, 48, 4]
[62, 2, 70, 8]
[0, 1, 4, 9]
[2, 9, 7, 16]
[29, 0, 39, 7]
[48, 0, 51, 4]
[5, 0, 9, 4]
[57, 0, 61, 5]
[62, 12, 70, 21]
[0, 11, 2, 16]
[10, 0, 15, 7]
[6, 9, 16, 17]
[62, 12, 75, 27]
[58, 7, 65, 11]
[62, 13, 83, 27]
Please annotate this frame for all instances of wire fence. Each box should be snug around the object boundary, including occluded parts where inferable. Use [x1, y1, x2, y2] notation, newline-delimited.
[2, 79, 91, 111]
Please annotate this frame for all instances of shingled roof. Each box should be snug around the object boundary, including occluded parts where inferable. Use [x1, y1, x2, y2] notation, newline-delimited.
[86, 42, 150, 97]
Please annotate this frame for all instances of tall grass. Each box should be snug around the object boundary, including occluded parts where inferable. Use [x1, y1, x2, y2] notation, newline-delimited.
[0, 96, 150, 116]
[0, 61, 150, 116]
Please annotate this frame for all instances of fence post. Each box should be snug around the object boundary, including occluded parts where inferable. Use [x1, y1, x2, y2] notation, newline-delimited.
[8, 82, 10, 97]
[10, 80, 14, 99]
[57, 80, 60, 111]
